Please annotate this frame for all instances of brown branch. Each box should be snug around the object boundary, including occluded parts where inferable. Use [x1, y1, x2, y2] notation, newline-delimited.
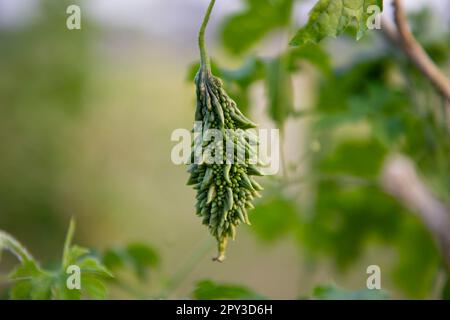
[387, 0, 450, 101]
[381, 155, 450, 272]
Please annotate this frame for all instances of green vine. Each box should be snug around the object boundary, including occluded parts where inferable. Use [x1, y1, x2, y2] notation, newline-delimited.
[198, 0, 216, 72]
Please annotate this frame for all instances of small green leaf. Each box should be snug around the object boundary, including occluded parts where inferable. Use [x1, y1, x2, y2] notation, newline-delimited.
[193, 280, 265, 300]
[290, 0, 383, 46]
[102, 248, 126, 270]
[126, 243, 159, 280]
[63, 245, 90, 267]
[78, 257, 114, 278]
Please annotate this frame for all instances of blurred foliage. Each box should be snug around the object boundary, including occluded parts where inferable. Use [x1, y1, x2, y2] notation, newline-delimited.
[1, 0, 449, 300]
[0, 0, 92, 253]
[250, 194, 299, 242]
[221, 0, 294, 55]
[212, 0, 450, 299]
[193, 280, 265, 300]
[102, 243, 159, 281]
[191, 280, 388, 300]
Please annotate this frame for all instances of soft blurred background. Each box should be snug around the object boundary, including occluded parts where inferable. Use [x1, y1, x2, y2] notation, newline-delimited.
[0, 0, 449, 299]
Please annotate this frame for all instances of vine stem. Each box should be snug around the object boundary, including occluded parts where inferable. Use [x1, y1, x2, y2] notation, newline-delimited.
[382, 0, 450, 102]
[198, 0, 217, 72]
[0, 230, 35, 263]
[62, 218, 76, 268]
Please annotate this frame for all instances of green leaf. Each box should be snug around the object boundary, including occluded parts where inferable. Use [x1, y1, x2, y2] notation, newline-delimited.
[125, 243, 159, 279]
[102, 248, 126, 270]
[63, 245, 90, 267]
[313, 284, 388, 300]
[221, 0, 294, 54]
[9, 262, 52, 300]
[193, 280, 265, 300]
[29, 276, 53, 300]
[78, 257, 114, 278]
[9, 281, 34, 300]
[54, 280, 82, 300]
[290, 0, 383, 46]
[81, 275, 108, 300]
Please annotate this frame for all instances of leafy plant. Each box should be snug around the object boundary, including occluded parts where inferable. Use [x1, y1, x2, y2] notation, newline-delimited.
[0, 220, 112, 300]
[290, 0, 383, 45]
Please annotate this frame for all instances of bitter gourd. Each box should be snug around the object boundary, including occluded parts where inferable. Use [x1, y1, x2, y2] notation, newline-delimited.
[187, 0, 264, 262]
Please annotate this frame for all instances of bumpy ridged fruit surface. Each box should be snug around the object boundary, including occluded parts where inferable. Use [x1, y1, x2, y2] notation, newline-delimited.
[187, 68, 263, 262]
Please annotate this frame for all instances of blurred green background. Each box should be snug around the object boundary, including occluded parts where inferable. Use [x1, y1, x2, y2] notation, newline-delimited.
[0, 0, 449, 299]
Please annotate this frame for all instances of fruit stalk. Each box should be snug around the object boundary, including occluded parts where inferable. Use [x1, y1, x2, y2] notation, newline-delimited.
[198, 0, 216, 72]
